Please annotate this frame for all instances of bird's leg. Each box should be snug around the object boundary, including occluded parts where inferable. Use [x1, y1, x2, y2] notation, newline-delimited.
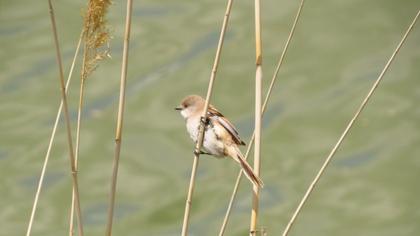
[193, 148, 211, 156]
[192, 116, 210, 157]
[199, 150, 211, 155]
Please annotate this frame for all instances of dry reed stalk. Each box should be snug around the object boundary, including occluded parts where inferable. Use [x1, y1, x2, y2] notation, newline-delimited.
[47, 0, 84, 235]
[250, 0, 262, 235]
[181, 0, 234, 235]
[218, 1, 305, 234]
[68, 78, 85, 236]
[25, 31, 83, 236]
[69, 1, 111, 235]
[105, 0, 133, 235]
[69, 40, 88, 236]
[281, 9, 420, 236]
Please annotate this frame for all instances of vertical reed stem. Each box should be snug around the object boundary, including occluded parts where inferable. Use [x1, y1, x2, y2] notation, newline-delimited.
[47, 0, 84, 235]
[281, 9, 420, 236]
[218, 1, 305, 234]
[105, 0, 133, 235]
[181, 0, 234, 235]
[69, 27, 89, 236]
[69, 78, 86, 236]
[250, 0, 262, 235]
[26, 30, 83, 236]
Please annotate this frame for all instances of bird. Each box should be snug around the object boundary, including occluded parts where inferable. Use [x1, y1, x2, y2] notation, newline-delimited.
[175, 95, 263, 188]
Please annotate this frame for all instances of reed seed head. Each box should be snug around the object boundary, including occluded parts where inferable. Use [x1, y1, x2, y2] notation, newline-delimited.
[82, 0, 112, 79]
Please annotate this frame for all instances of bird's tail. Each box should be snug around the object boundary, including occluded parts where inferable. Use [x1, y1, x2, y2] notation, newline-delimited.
[230, 147, 264, 188]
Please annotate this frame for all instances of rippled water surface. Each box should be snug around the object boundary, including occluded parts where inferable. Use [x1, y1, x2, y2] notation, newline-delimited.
[1, 0, 419, 235]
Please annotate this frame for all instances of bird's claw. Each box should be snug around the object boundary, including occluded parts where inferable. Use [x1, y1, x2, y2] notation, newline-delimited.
[200, 116, 209, 126]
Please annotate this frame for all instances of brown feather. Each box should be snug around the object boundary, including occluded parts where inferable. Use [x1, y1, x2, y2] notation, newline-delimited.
[238, 156, 264, 188]
[208, 105, 246, 146]
[226, 146, 264, 188]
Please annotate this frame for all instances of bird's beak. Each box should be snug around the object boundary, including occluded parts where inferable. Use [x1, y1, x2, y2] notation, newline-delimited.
[175, 106, 182, 111]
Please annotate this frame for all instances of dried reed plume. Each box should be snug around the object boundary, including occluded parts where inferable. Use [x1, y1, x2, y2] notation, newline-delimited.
[69, 1, 112, 235]
[81, 0, 111, 80]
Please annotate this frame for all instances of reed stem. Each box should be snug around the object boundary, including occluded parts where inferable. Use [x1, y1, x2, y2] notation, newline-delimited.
[69, 78, 86, 236]
[46, 0, 85, 235]
[105, 0, 133, 235]
[181, 0, 234, 235]
[69, 25, 89, 236]
[281, 9, 420, 236]
[26, 30, 83, 236]
[250, 0, 262, 234]
[218, 1, 305, 234]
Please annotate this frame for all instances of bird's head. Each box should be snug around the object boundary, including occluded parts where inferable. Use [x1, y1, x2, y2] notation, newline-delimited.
[175, 95, 205, 119]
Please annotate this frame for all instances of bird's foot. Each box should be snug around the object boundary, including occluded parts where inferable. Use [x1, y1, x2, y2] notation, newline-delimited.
[200, 116, 209, 126]
[193, 149, 211, 156]
[199, 150, 211, 155]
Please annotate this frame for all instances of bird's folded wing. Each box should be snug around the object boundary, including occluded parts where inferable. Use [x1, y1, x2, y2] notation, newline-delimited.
[208, 105, 246, 145]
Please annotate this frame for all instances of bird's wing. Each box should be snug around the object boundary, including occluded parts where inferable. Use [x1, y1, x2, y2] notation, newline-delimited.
[208, 105, 246, 145]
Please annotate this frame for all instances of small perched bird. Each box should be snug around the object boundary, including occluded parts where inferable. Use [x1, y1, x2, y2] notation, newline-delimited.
[175, 95, 263, 188]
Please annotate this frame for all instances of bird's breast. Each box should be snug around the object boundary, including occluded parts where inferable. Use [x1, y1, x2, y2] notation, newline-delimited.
[186, 117, 225, 157]
[186, 117, 200, 142]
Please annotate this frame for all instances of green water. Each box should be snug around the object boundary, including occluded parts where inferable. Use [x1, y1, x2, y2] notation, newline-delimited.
[1, 0, 419, 235]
